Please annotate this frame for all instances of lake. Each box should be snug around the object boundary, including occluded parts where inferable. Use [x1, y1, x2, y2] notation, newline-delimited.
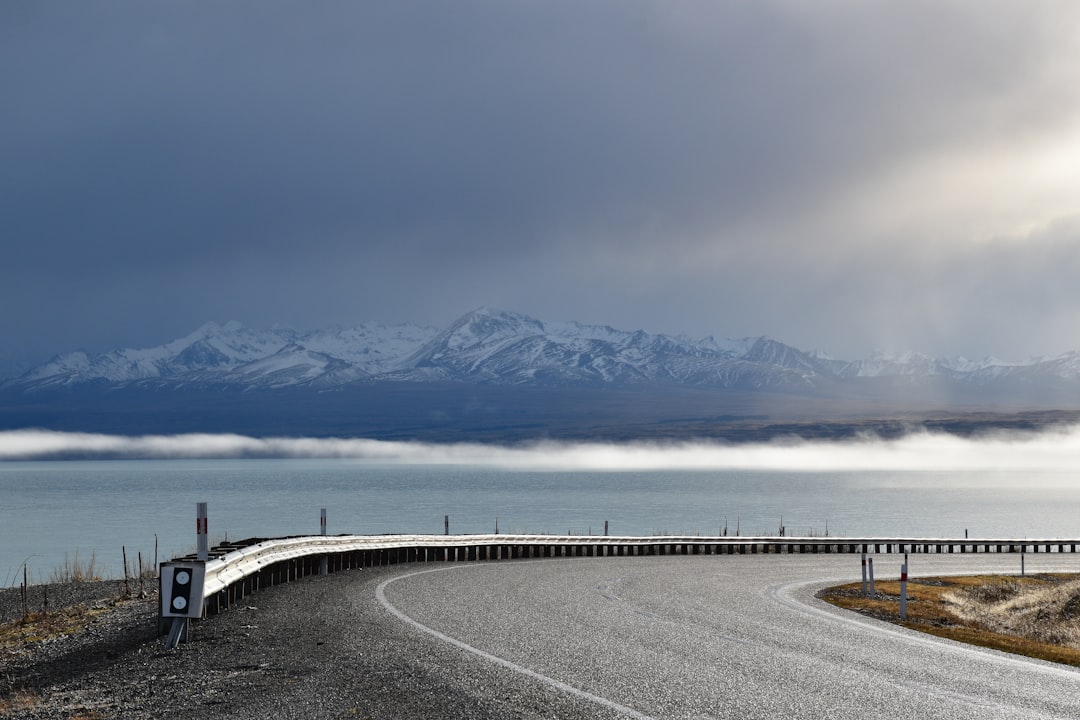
[4, 457, 1080, 585]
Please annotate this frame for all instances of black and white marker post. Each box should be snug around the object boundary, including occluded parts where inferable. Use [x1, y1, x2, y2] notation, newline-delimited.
[161, 502, 208, 650]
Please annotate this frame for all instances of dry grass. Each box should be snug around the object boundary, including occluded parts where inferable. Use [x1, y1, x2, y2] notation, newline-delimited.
[0, 604, 111, 650]
[47, 550, 104, 584]
[0, 689, 42, 714]
[945, 575, 1080, 648]
[0, 690, 106, 720]
[819, 573, 1080, 666]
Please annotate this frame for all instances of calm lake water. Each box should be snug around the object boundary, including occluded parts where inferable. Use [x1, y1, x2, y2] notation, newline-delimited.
[4, 458, 1080, 584]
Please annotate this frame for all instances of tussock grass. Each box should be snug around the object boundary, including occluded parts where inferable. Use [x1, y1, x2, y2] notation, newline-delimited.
[819, 573, 1080, 667]
[0, 689, 42, 714]
[47, 550, 104, 584]
[945, 575, 1080, 648]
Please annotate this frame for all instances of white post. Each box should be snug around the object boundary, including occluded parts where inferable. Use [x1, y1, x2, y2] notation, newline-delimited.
[320, 508, 329, 576]
[1021, 549, 1025, 577]
[868, 558, 875, 597]
[196, 502, 209, 562]
[861, 551, 868, 596]
[899, 562, 908, 620]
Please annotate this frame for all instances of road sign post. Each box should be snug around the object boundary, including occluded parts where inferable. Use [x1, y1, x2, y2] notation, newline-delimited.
[161, 562, 206, 649]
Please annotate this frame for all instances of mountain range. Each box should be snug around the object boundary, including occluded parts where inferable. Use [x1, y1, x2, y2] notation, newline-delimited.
[3, 307, 1079, 441]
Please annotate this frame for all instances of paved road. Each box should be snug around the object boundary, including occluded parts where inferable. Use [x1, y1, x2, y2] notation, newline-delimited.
[376, 554, 1080, 719]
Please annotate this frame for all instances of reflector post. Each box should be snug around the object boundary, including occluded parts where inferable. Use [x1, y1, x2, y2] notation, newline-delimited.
[161, 562, 206, 619]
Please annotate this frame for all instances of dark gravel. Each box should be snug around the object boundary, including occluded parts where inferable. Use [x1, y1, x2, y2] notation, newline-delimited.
[1, 566, 613, 719]
[0, 580, 147, 627]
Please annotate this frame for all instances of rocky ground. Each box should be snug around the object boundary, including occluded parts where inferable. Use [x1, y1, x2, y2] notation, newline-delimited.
[1, 567, 603, 720]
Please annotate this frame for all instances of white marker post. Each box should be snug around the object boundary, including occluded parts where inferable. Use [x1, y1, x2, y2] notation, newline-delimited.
[868, 558, 875, 597]
[899, 562, 908, 620]
[861, 551, 867, 596]
[196, 502, 209, 562]
[320, 508, 329, 576]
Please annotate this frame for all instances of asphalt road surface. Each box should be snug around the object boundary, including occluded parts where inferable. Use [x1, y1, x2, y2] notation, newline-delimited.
[374, 554, 1080, 719]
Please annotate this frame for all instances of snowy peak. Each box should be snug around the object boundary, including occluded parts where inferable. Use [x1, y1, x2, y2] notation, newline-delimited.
[164, 321, 293, 364]
[18, 350, 95, 387]
[403, 308, 548, 378]
[170, 339, 235, 369]
[741, 337, 823, 375]
[435, 307, 546, 351]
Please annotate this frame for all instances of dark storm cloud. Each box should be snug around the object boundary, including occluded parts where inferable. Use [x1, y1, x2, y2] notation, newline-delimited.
[2, 1, 1079, 365]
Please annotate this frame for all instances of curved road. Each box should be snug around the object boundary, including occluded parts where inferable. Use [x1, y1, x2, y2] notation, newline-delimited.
[374, 554, 1080, 719]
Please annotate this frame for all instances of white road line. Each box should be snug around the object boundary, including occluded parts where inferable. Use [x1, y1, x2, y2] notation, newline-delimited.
[770, 573, 1080, 679]
[769, 575, 1080, 720]
[375, 566, 658, 720]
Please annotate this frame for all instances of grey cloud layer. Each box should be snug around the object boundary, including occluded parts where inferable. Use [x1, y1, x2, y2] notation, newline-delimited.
[3, 1, 1078, 362]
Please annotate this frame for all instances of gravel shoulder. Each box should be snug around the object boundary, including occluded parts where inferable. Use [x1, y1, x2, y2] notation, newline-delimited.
[1, 566, 610, 720]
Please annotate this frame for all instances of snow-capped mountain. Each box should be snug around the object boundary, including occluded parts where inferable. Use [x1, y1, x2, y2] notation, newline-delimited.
[5, 307, 1080, 398]
[8, 319, 439, 391]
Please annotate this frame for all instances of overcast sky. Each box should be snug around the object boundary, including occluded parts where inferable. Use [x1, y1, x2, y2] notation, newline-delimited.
[3, 1, 1080, 370]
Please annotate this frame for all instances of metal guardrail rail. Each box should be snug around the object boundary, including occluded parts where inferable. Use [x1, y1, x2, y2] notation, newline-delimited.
[159, 532, 1080, 626]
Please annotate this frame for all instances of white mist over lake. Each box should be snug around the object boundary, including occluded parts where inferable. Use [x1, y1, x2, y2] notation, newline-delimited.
[3, 427, 1080, 585]
[5, 425, 1080, 470]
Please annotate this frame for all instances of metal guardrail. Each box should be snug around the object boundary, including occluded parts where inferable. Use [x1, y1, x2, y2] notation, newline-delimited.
[158, 531, 1080, 646]
[170, 533, 1080, 608]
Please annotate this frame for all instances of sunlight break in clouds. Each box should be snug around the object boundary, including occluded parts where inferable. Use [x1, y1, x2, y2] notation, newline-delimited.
[4, 427, 1080, 472]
